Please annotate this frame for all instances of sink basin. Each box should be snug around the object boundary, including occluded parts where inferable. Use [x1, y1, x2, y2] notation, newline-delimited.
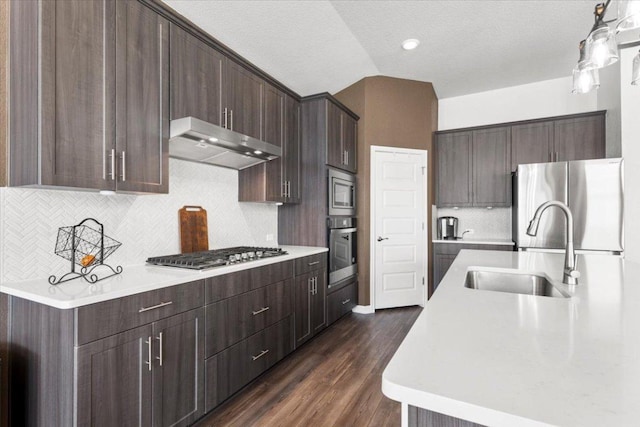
[464, 269, 570, 298]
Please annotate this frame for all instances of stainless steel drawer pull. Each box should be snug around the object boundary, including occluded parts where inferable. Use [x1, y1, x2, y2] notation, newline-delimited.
[251, 349, 269, 361]
[121, 151, 126, 182]
[342, 299, 351, 305]
[252, 306, 270, 316]
[109, 149, 116, 181]
[145, 336, 152, 371]
[308, 261, 320, 266]
[155, 332, 163, 366]
[139, 301, 173, 313]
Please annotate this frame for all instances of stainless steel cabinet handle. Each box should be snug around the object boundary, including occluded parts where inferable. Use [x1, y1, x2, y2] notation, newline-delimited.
[109, 149, 116, 181]
[139, 301, 173, 313]
[223, 108, 228, 129]
[377, 236, 389, 242]
[252, 306, 270, 316]
[251, 349, 269, 361]
[346, 151, 349, 166]
[309, 278, 313, 294]
[230, 109, 234, 131]
[287, 181, 291, 198]
[341, 299, 351, 305]
[308, 261, 320, 266]
[155, 332, 163, 366]
[121, 151, 126, 182]
[145, 336, 152, 371]
[314, 277, 318, 295]
[555, 152, 559, 162]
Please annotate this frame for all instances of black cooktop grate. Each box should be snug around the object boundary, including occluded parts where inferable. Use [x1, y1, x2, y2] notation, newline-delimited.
[146, 246, 287, 270]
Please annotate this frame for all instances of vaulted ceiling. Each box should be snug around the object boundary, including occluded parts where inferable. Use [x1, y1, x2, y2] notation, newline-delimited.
[163, 0, 600, 98]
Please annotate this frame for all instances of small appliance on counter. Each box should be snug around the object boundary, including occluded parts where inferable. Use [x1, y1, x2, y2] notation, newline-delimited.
[437, 216, 459, 240]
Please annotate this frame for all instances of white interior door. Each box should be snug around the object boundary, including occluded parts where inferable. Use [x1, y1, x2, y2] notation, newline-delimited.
[372, 147, 427, 309]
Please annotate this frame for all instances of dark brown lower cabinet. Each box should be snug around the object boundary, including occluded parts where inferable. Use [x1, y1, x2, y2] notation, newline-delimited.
[327, 280, 357, 325]
[294, 268, 327, 347]
[433, 243, 515, 291]
[76, 324, 153, 427]
[76, 308, 204, 427]
[408, 405, 485, 427]
[204, 316, 294, 411]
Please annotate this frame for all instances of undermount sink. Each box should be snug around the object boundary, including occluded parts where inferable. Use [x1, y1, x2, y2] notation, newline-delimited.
[464, 269, 570, 298]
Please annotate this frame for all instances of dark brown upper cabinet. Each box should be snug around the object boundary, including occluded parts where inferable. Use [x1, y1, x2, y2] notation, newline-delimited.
[263, 83, 285, 147]
[9, 0, 168, 194]
[326, 101, 357, 173]
[223, 60, 264, 140]
[553, 113, 605, 162]
[115, 0, 169, 194]
[170, 23, 224, 125]
[238, 94, 301, 204]
[511, 111, 605, 170]
[436, 128, 510, 208]
[436, 111, 607, 207]
[435, 132, 472, 207]
[472, 127, 511, 207]
[511, 121, 554, 169]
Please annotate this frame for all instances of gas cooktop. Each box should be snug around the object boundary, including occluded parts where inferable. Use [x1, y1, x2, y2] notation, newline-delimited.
[146, 246, 287, 270]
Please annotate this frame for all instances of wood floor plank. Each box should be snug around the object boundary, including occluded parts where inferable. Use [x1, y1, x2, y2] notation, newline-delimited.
[195, 306, 422, 427]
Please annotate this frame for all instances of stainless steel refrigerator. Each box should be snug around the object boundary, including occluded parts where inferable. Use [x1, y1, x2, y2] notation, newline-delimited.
[513, 158, 624, 254]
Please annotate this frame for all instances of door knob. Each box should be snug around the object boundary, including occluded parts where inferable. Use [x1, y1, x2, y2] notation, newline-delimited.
[377, 236, 389, 242]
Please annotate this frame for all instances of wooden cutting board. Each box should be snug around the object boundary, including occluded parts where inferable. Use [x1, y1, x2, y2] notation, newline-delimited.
[179, 206, 209, 253]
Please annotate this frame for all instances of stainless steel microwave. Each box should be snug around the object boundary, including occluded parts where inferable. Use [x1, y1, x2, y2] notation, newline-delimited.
[328, 168, 356, 216]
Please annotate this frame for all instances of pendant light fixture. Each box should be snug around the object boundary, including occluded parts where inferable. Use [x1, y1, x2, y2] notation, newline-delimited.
[584, 1, 619, 68]
[633, 49, 640, 85]
[573, 40, 600, 94]
[617, 0, 640, 33]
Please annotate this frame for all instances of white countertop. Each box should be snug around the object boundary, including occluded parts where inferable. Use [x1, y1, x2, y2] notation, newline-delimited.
[0, 246, 327, 309]
[382, 250, 640, 427]
[432, 238, 515, 246]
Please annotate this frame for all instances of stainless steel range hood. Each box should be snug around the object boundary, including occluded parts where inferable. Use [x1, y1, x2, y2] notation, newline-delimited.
[169, 117, 281, 170]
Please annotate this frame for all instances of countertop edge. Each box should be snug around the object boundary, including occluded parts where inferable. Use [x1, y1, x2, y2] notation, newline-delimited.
[0, 246, 328, 309]
[381, 371, 551, 427]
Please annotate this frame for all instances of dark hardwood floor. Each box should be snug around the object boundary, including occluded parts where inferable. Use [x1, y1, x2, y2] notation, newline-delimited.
[195, 306, 422, 427]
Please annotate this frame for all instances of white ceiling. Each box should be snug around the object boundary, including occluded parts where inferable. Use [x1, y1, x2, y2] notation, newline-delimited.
[162, 0, 603, 99]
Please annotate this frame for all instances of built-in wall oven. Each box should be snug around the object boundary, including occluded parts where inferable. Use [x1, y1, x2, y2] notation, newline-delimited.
[328, 217, 357, 288]
[328, 168, 356, 217]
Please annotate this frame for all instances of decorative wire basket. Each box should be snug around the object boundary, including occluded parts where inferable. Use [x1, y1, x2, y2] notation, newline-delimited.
[49, 218, 123, 285]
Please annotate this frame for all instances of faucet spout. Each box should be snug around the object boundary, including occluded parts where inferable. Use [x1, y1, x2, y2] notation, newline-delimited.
[526, 201, 580, 285]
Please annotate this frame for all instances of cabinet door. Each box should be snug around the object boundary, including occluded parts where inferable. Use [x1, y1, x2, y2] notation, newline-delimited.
[311, 269, 327, 334]
[152, 309, 204, 427]
[511, 121, 553, 170]
[169, 23, 223, 125]
[553, 114, 605, 162]
[224, 60, 263, 140]
[435, 132, 472, 207]
[263, 83, 284, 147]
[433, 254, 456, 290]
[342, 113, 358, 173]
[115, 0, 169, 194]
[326, 101, 344, 169]
[472, 127, 511, 207]
[284, 95, 301, 203]
[39, 0, 116, 190]
[76, 324, 153, 427]
[294, 272, 312, 347]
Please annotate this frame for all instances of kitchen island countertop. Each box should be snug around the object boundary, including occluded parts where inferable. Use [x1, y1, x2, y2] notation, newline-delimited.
[0, 245, 327, 309]
[382, 250, 639, 427]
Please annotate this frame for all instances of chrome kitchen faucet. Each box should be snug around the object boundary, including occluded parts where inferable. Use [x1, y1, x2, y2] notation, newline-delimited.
[526, 201, 580, 285]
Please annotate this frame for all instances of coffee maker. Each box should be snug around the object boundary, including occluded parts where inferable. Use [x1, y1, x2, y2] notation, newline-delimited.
[437, 216, 459, 240]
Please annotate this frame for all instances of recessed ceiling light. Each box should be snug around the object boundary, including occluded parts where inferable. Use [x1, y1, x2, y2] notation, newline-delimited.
[208, 137, 218, 142]
[254, 150, 263, 155]
[402, 38, 420, 50]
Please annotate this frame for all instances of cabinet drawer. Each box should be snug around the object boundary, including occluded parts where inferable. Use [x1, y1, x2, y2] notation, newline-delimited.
[327, 281, 356, 325]
[205, 316, 293, 411]
[76, 280, 204, 345]
[294, 253, 327, 276]
[205, 279, 293, 357]
[205, 260, 294, 304]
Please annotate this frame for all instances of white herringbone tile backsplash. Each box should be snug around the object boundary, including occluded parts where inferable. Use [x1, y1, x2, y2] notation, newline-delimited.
[0, 159, 278, 282]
